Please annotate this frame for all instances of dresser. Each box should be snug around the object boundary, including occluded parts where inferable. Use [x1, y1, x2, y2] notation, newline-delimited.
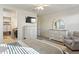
[23, 24, 37, 40]
[49, 29, 66, 42]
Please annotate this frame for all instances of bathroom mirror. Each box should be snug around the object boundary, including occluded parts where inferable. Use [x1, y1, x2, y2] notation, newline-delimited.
[53, 19, 65, 29]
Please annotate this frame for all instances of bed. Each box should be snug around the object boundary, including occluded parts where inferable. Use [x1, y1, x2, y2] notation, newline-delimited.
[23, 39, 65, 54]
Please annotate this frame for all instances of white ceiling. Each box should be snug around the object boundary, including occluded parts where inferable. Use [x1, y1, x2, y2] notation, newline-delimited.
[4, 4, 79, 16]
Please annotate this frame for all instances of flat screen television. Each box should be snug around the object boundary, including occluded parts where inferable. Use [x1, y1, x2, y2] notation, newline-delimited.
[26, 16, 36, 23]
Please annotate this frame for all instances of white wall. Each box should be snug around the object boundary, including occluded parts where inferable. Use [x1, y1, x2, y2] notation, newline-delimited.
[62, 14, 79, 31]
[39, 7, 79, 38]
[37, 16, 41, 36]
[0, 7, 3, 43]
[3, 10, 17, 30]
[39, 15, 54, 38]
[17, 9, 37, 40]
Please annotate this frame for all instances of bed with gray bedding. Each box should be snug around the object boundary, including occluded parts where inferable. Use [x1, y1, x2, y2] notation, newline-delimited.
[22, 39, 64, 54]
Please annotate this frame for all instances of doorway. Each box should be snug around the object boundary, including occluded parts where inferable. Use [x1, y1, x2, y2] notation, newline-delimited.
[3, 8, 17, 44]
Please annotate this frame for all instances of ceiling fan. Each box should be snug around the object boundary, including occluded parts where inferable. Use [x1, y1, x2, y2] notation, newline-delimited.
[34, 4, 49, 11]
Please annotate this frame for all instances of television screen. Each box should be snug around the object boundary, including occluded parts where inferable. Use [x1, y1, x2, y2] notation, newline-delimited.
[26, 16, 36, 23]
[26, 16, 31, 23]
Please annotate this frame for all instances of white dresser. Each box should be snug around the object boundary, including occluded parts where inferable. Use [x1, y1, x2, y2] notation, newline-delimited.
[23, 24, 37, 40]
[49, 29, 66, 42]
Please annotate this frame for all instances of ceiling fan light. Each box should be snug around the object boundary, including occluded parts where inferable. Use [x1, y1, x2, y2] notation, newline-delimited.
[35, 6, 44, 10]
[34, 4, 49, 11]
